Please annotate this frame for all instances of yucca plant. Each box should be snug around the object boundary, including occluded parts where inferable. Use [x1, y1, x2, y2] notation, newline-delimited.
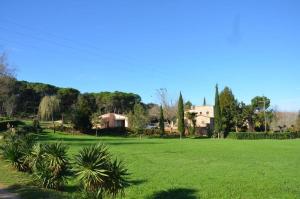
[104, 159, 129, 198]
[0, 132, 36, 172]
[32, 142, 71, 190]
[25, 143, 44, 171]
[74, 144, 110, 192]
[74, 143, 129, 198]
[0, 141, 24, 170]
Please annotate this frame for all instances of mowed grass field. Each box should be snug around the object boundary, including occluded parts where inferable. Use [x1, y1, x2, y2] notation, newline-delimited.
[1, 131, 300, 199]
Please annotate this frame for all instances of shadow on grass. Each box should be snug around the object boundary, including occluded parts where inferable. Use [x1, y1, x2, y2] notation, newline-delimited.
[147, 188, 198, 199]
[37, 133, 132, 142]
[6, 184, 70, 199]
[37, 134, 163, 146]
[5, 179, 145, 199]
[127, 179, 147, 187]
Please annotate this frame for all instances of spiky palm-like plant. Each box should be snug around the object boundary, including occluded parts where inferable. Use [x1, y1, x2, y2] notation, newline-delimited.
[0, 133, 36, 172]
[25, 143, 44, 171]
[74, 144, 110, 192]
[104, 159, 129, 198]
[74, 143, 129, 198]
[32, 143, 71, 190]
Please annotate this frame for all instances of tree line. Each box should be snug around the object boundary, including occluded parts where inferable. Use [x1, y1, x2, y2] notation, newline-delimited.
[0, 54, 142, 117]
[1, 53, 299, 136]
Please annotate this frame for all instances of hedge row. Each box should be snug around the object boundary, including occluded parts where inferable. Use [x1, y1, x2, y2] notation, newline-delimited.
[93, 128, 179, 137]
[0, 120, 24, 131]
[227, 132, 300, 140]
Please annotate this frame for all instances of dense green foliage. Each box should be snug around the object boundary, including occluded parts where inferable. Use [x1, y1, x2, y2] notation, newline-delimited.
[14, 81, 59, 117]
[0, 120, 24, 131]
[94, 91, 141, 114]
[71, 95, 93, 132]
[159, 105, 165, 136]
[1, 78, 142, 122]
[74, 144, 128, 198]
[31, 143, 71, 190]
[0, 132, 36, 172]
[177, 92, 185, 137]
[0, 127, 129, 197]
[227, 131, 300, 140]
[57, 88, 80, 113]
[186, 112, 197, 136]
[216, 85, 274, 135]
[214, 85, 222, 136]
[219, 87, 237, 136]
[128, 103, 149, 135]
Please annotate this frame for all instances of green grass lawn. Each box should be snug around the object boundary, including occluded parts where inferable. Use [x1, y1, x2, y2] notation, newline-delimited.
[1, 131, 300, 199]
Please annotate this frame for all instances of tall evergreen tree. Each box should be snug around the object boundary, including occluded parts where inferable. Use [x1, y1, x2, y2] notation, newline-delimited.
[177, 92, 185, 139]
[203, 97, 206, 106]
[159, 105, 165, 136]
[214, 85, 222, 137]
[219, 87, 237, 136]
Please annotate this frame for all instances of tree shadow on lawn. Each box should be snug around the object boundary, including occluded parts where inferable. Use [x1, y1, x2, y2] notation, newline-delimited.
[147, 188, 198, 199]
[62, 141, 162, 149]
[127, 179, 147, 187]
[6, 184, 71, 199]
[37, 133, 141, 143]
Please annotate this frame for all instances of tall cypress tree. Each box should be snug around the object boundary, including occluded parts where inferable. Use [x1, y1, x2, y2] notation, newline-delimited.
[214, 85, 222, 137]
[203, 97, 206, 106]
[177, 92, 185, 139]
[159, 105, 165, 136]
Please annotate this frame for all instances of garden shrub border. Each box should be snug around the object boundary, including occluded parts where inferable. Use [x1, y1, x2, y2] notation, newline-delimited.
[227, 131, 300, 140]
[0, 120, 24, 131]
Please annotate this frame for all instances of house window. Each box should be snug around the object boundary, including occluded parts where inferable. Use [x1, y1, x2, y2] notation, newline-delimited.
[200, 112, 202, 115]
[206, 111, 209, 115]
[114, 120, 125, 127]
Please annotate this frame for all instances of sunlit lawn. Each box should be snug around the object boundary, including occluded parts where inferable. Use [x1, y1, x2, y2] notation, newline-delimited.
[1, 130, 300, 198]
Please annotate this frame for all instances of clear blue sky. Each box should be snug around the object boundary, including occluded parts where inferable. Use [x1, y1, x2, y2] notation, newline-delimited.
[0, 0, 299, 111]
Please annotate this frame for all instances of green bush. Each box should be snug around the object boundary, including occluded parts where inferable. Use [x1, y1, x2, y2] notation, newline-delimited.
[94, 127, 130, 136]
[0, 132, 36, 171]
[31, 143, 71, 190]
[74, 143, 129, 198]
[142, 128, 161, 136]
[227, 132, 300, 140]
[0, 120, 24, 131]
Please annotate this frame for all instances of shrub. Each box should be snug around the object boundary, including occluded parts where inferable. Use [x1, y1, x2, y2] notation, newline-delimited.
[0, 132, 36, 172]
[95, 127, 129, 136]
[71, 109, 91, 133]
[227, 132, 300, 140]
[74, 143, 129, 198]
[32, 119, 42, 133]
[31, 143, 72, 190]
[142, 129, 161, 136]
[0, 120, 24, 131]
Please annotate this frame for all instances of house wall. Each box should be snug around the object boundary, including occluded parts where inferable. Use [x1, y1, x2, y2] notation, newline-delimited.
[187, 105, 214, 128]
[99, 113, 128, 128]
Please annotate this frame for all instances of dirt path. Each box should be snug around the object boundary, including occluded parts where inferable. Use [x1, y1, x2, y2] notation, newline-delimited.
[0, 184, 20, 199]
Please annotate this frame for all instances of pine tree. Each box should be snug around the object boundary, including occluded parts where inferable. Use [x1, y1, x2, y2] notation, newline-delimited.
[214, 85, 222, 138]
[159, 105, 165, 136]
[203, 97, 206, 106]
[177, 92, 185, 139]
